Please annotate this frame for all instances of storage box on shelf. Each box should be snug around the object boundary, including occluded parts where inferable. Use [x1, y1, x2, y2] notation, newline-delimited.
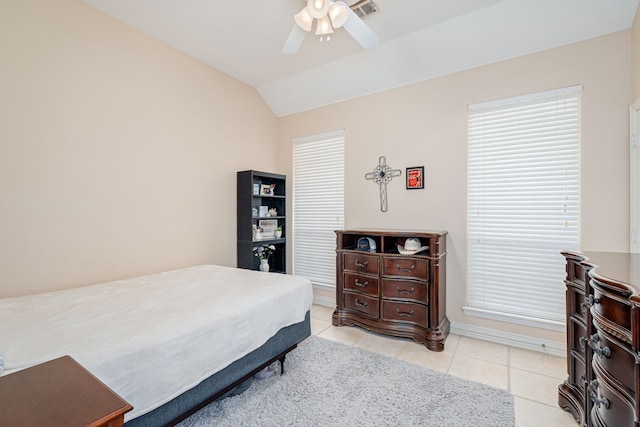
[237, 170, 286, 273]
[333, 229, 449, 351]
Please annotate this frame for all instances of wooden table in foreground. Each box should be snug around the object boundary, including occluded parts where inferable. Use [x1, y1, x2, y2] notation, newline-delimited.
[0, 355, 133, 427]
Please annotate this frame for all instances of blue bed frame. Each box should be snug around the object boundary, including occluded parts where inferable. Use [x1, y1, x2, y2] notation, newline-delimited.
[125, 311, 311, 427]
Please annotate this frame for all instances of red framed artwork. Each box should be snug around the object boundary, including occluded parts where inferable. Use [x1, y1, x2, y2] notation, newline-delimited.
[406, 166, 424, 189]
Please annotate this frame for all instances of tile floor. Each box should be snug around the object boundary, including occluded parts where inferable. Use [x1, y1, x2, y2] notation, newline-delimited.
[310, 304, 578, 427]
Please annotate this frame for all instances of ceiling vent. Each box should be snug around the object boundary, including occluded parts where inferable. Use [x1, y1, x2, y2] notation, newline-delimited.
[350, 0, 379, 19]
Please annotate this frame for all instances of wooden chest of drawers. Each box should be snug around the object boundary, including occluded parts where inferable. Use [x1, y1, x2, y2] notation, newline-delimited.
[333, 229, 448, 351]
[559, 251, 640, 427]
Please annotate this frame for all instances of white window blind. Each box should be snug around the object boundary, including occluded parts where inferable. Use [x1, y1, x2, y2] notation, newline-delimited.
[293, 130, 345, 288]
[466, 86, 581, 329]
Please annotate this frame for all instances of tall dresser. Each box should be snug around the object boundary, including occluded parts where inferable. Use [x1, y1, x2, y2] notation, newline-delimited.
[559, 251, 640, 427]
[333, 229, 448, 352]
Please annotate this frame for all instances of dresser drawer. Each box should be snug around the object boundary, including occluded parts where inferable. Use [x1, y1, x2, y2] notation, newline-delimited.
[344, 273, 379, 297]
[343, 292, 379, 318]
[569, 317, 586, 358]
[590, 373, 635, 427]
[382, 257, 428, 279]
[591, 286, 631, 332]
[382, 279, 428, 303]
[569, 354, 587, 390]
[382, 301, 427, 326]
[343, 253, 379, 275]
[566, 259, 587, 287]
[591, 330, 635, 398]
[568, 286, 587, 322]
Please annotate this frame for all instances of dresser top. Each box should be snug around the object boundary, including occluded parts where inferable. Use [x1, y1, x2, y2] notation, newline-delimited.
[337, 229, 448, 236]
[567, 251, 640, 295]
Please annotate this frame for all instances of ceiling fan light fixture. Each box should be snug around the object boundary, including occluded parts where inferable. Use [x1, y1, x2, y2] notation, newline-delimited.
[283, 0, 379, 54]
[328, 2, 349, 28]
[294, 7, 313, 32]
[315, 15, 334, 36]
[307, 0, 329, 19]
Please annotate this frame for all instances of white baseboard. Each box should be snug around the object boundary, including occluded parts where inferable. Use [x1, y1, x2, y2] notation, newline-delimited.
[450, 320, 566, 357]
[313, 294, 335, 307]
[312, 283, 335, 308]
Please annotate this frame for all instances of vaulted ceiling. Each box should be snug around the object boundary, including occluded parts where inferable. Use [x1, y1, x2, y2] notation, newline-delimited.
[81, 0, 638, 117]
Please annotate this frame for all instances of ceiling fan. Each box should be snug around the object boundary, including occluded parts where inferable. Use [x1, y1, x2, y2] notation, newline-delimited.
[282, 0, 380, 54]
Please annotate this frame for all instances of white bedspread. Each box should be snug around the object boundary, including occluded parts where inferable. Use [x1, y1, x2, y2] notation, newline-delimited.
[0, 265, 313, 420]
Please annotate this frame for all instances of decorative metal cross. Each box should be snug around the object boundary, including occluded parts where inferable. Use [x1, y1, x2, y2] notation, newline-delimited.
[365, 156, 402, 212]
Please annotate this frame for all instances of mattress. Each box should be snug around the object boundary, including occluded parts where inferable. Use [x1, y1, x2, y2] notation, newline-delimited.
[0, 265, 313, 421]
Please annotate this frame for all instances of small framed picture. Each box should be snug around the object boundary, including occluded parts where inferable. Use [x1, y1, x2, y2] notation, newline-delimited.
[260, 184, 272, 195]
[259, 206, 269, 217]
[406, 166, 424, 189]
[253, 184, 260, 195]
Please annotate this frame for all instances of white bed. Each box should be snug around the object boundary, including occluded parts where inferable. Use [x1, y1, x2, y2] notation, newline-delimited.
[0, 264, 313, 424]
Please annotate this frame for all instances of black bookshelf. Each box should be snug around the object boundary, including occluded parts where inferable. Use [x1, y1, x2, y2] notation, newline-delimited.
[237, 170, 286, 273]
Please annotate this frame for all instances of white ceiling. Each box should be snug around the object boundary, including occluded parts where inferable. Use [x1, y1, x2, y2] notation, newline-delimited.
[81, 0, 638, 117]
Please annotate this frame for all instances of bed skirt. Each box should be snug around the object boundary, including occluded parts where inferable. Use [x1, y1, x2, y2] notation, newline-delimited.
[125, 310, 311, 427]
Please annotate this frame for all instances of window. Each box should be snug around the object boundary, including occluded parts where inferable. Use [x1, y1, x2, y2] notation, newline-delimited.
[293, 130, 345, 288]
[466, 86, 581, 330]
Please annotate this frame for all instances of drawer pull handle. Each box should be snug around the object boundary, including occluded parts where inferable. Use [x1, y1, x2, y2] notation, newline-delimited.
[396, 309, 415, 317]
[355, 279, 369, 288]
[355, 260, 369, 268]
[588, 334, 611, 358]
[589, 380, 610, 409]
[578, 336, 587, 354]
[396, 264, 415, 273]
[354, 299, 368, 308]
[581, 294, 601, 315]
[396, 286, 415, 294]
[579, 375, 587, 387]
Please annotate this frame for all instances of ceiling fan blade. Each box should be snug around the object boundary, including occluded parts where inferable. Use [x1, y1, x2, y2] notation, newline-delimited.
[282, 25, 306, 55]
[342, 9, 380, 50]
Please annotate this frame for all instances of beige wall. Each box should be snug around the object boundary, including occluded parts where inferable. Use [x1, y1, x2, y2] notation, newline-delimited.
[0, 0, 278, 297]
[633, 5, 640, 102]
[278, 31, 631, 341]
